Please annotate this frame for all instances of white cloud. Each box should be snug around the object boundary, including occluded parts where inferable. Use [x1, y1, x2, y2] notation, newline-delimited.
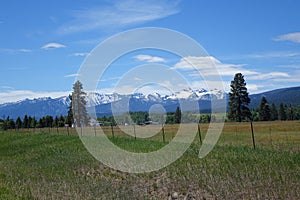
[247, 72, 290, 80]
[0, 90, 70, 104]
[272, 70, 300, 83]
[0, 48, 32, 54]
[18, 49, 32, 53]
[41, 42, 66, 50]
[57, 0, 180, 35]
[71, 52, 90, 57]
[173, 56, 256, 76]
[273, 32, 300, 43]
[64, 73, 80, 78]
[134, 54, 166, 63]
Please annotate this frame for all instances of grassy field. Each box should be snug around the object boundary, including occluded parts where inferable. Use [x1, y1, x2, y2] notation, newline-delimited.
[0, 121, 299, 199]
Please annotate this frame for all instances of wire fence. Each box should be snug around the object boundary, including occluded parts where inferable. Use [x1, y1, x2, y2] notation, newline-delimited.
[13, 121, 300, 152]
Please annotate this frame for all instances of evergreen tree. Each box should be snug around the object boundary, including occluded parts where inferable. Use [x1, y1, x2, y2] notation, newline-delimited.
[66, 94, 74, 127]
[28, 116, 33, 128]
[286, 104, 294, 120]
[16, 117, 22, 129]
[174, 106, 181, 123]
[7, 118, 15, 129]
[23, 115, 29, 128]
[278, 103, 286, 120]
[30, 117, 37, 128]
[53, 116, 59, 127]
[38, 118, 44, 128]
[70, 81, 88, 127]
[228, 73, 251, 122]
[58, 115, 65, 127]
[45, 115, 53, 127]
[270, 103, 278, 121]
[258, 97, 271, 121]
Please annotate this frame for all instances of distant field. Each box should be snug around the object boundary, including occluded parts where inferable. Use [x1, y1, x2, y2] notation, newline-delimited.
[0, 121, 299, 199]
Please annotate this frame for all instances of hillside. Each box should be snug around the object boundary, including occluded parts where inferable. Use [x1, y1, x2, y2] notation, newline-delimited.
[249, 86, 300, 108]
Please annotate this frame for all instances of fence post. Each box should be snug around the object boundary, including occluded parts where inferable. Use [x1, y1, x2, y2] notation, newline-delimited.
[133, 124, 136, 140]
[67, 126, 69, 136]
[162, 123, 166, 143]
[111, 124, 114, 138]
[198, 123, 202, 145]
[250, 121, 256, 149]
[94, 125, 97, 136]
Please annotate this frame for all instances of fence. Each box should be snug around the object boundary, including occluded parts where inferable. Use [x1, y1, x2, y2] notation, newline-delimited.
[12, 121, 300, 151]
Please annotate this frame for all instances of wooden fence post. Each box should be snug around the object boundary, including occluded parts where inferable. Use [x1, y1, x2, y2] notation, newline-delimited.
[133, 124, 136, 140]
[162, 123, 166, 143]
[198, 123, 202, 145]
[111, 124, 114, 138]
[250, 121, 256, 149]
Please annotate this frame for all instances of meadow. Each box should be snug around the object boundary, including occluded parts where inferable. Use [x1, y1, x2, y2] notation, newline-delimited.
[0, 121, 299, 199]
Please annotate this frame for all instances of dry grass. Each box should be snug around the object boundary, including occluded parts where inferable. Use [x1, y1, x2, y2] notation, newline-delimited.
[1, 121, 299, 199]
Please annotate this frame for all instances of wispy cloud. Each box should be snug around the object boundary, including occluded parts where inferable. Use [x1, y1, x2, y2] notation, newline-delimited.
[245, 51, 300, 59]
[0, 86, 14, 90]
[272, 70, 300, 83]
[41, 42, 66, 50]
[134, 54, 166, 63]
[57, 0, 180, 35]
[173, 56, 254, 76]
[247, 72, 290, 80]
[0, 90, 70, 104]
[64, 73, 80, 78]
[0, 48, 32, 54]
[71, 52, 90, 57]
[173, 56, 292, 85]
[273, 32, 300, 43]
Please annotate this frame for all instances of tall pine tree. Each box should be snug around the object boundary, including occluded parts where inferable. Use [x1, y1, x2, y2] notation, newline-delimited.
[174, 106, 181, 124]
[70, 80, 88, 127]
[258, 96, 271, 121]
[228, 73, 251, 122]
[66, 94, 74, 127]
[278, 103, 286, 120]
[270, 103, 278, 121]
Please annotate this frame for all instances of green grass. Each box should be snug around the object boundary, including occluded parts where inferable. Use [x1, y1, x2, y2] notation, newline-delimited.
[0, 122, 299, 199]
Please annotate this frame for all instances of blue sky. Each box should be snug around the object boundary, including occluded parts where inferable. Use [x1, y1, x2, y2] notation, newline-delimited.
[1, 0, 300, 103]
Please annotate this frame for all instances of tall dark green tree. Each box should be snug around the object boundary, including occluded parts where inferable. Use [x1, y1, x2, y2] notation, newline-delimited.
[278, 103, 286, 120]
[66, 94, 73, 127]
[286, 104, 294, 120]
[270, 103, 278, 121]
[23, 115, 29, 128]
[16, 117, 22, 129]
[70, 80, 88, 127]
[228, 73, 251, 122]
[174, 106, 181, 124]
[258, 96, 271, 121]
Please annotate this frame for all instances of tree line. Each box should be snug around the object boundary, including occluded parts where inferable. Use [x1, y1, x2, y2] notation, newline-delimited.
[0, 115, 73, 130]
[1, 76, 300, 130]
[228, 73, 300, 122]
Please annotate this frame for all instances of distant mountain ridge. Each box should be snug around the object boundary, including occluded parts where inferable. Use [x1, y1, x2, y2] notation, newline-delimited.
[0, 86, 299, 119]
[249, 86, 300, 108]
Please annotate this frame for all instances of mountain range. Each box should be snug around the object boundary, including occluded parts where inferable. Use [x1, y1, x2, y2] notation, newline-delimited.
[0, 86, 299, 119]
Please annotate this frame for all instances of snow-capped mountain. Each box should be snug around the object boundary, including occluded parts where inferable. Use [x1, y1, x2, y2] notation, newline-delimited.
[1, 86, 298, 119]
[0, 88, 227, 119]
